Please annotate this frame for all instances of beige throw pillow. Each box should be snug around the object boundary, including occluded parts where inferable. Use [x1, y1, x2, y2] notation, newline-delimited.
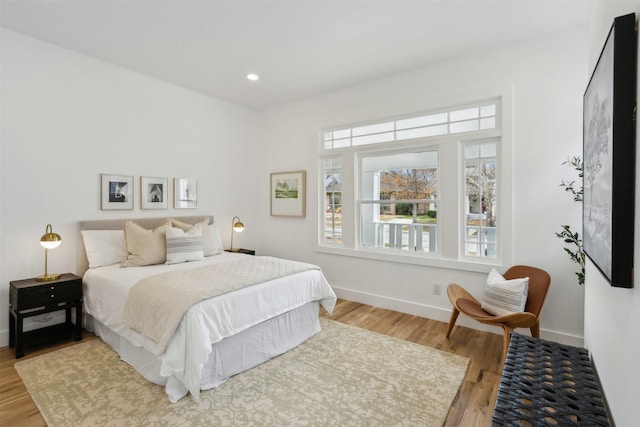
[121, 219, 172, 267]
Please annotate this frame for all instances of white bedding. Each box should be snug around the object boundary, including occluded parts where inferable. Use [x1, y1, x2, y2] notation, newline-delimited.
[83, 252, 337, 401]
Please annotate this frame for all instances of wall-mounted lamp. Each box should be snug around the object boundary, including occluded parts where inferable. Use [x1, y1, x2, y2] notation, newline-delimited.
[229, 216, 245, 252]
[36, 224, 62, 282]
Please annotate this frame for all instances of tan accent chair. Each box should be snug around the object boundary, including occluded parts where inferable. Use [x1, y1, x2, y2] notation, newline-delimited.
[445, 265, 551, 360]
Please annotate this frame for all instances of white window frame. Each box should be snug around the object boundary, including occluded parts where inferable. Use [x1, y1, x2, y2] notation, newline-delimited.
[460, 139, 500, 262]
[317, 88, 512, 273]
[356, 145, 440, 256]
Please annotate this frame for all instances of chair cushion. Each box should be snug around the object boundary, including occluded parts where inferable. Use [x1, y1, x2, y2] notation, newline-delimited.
[458, 298, 494, 318]
[481, 268, 529, 316]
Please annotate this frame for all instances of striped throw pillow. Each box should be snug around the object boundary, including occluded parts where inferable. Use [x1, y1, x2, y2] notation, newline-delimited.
[165, 224, 204, 265]
[480, 268, 529, 316]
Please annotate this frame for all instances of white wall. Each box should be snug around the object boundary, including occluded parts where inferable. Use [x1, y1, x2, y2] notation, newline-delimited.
[0, 30, 260, 345]
[258, 26, 588, 345]
[584, 2, 640, 425]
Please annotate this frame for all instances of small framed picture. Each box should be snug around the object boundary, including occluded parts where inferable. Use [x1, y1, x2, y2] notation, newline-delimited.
[174, 178, 197, 209]
[101, 174, 133, 210]
[141, 177, 168, 209]
[270, 171, 306, 217]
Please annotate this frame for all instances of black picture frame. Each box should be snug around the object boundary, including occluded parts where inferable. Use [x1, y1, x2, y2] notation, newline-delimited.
[583, 13, 636, 288]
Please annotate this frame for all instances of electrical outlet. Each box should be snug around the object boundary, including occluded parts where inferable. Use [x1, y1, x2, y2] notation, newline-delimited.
[432, 282, 441, 295]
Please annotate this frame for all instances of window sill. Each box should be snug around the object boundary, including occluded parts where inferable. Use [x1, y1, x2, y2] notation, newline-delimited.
[315, 245, 503, 273]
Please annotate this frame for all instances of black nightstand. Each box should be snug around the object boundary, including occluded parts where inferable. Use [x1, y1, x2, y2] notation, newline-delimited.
[9, 273, 83, 358]
[225, 248, 256, 256]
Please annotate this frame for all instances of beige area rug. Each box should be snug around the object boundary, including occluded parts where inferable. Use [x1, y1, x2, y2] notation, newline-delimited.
[15, 318, 469, 426]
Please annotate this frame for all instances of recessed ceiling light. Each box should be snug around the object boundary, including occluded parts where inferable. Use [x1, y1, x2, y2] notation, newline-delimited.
[246, 73, 259, 81]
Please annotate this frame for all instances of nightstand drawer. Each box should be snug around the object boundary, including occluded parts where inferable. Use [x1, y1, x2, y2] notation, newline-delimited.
[21, 282, 82, 310]
[10, 274, 82, 312]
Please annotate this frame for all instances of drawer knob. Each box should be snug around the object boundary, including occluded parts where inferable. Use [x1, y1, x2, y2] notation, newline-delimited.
[51, 294, 55, 298]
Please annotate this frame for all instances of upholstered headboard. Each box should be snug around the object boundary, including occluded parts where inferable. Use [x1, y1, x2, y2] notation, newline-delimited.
[79, 215, 213, 231]
[77, 215, 214, 273]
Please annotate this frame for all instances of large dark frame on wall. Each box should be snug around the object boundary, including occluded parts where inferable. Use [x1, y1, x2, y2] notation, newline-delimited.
[583, 13, 636, 288]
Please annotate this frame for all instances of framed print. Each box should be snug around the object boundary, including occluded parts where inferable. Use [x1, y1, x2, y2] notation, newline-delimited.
[271, 171, 306, 217]
[101, 174, 133, 210]
[583, 13, 636, 288]
[141, 177, 168, 210]
[174, 178, 198, 209]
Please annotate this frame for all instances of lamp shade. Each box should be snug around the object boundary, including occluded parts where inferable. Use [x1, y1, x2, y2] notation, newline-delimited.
[40, 224, 62, 249]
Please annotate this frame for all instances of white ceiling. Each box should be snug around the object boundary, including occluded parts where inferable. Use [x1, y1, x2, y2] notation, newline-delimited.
[0, 0, 589, 110]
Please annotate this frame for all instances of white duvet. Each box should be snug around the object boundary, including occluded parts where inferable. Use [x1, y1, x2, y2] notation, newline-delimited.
[82, 252, 337, 401]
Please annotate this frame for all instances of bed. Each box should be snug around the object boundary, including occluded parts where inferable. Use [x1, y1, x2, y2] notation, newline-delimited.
[79, 216, 336, 402]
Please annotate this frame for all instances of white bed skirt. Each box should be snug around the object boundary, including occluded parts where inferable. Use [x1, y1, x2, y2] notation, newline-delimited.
[85, 301, 321, 401]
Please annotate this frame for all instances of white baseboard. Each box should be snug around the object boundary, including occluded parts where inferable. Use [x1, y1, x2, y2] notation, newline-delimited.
[333, 286, 584, 347]
[0, 330, 7, 348]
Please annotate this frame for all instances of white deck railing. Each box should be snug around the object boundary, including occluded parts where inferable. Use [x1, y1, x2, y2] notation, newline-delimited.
[371, 221, 496, 256]
[374, 221, 437, 252]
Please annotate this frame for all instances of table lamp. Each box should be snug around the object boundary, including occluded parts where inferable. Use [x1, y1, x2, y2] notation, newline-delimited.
[36, 223, 62, 282]
[229, 216, 245, 251]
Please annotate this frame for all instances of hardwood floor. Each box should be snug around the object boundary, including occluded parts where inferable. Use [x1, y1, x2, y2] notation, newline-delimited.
[0, 333, 98, 427]
[0, 299, 503, 426]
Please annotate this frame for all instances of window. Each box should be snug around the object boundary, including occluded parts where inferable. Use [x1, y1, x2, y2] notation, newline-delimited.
[319, 95, 509, 269]
[359, 149, 438, 253]
[463, 141, 497, 258]
[323, 157, 342, 244]
[322, 103, 497, 150]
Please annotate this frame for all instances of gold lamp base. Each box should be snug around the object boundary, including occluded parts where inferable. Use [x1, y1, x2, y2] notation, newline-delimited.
[36, 273, 61, 282]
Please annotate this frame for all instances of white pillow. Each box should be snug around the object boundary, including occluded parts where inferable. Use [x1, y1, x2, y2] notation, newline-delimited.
[172, 219, 224, 256]
[165, 224, 204, 265]
[81, 230, 127, 268]
[481, 268, 529, 316]
[121, 220, 172, 267]
[206, 224, 225, 255]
